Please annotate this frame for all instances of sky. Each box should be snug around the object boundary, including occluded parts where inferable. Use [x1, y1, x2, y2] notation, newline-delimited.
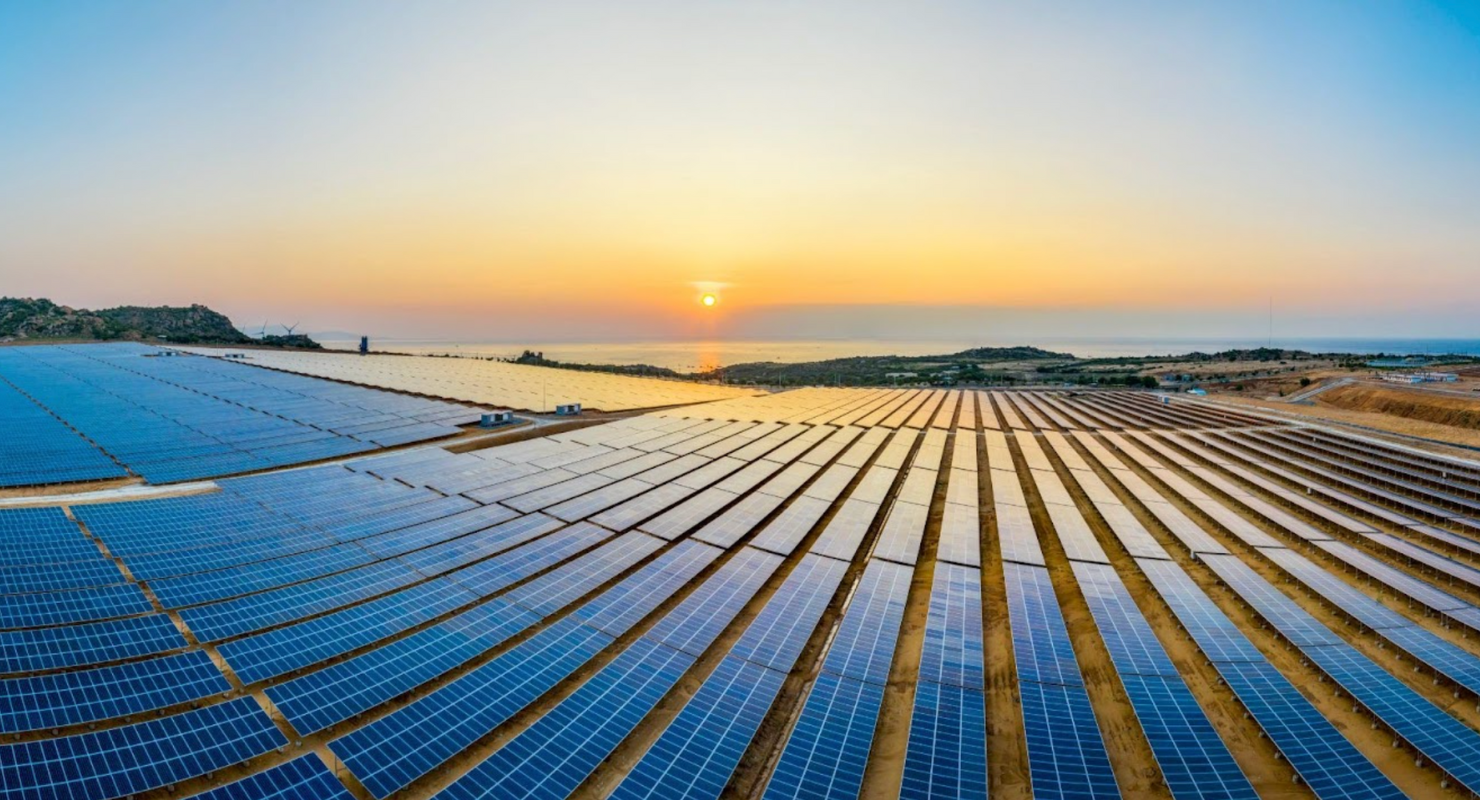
[1, 1, 1477, 342]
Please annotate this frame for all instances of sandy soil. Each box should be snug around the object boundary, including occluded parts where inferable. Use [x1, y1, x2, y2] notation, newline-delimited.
[1211, 394, 1480, 452]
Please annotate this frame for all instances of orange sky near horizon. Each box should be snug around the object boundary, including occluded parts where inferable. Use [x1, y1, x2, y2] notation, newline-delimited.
[2, 2, 1478, 340]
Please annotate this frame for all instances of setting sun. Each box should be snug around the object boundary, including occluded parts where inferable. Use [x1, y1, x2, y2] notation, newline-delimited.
[701, 293, 717, 308]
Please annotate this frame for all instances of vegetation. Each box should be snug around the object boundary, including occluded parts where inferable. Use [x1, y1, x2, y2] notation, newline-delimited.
[692, 346, 1072, 387]
[0, 297, 320, 347]
[507, 350, 682, 378]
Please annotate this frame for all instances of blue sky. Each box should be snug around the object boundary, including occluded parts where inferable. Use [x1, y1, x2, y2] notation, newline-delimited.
[1, 1, 1477, 341]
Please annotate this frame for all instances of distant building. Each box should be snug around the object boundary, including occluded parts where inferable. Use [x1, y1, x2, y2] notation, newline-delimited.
[1381, 371, 1458, 384]
[359, 336, 369, 355]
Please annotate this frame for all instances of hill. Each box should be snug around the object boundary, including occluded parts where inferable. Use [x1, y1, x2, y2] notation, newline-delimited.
[0, 297, 319, 347]
[696, 346, 1075, 386]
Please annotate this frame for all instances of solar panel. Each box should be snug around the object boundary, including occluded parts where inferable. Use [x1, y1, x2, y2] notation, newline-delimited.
[573, 541, 724, 636]
[330, 616, 613, 798]
[936, 500, 982, 567]
[612, 655, 786, 800]
[822, 559, 913, 685]
[918, 563, 985, 690]
[1002, 562, 1082, 687]
[1217, 660, 1405, 800]
[503, 531, 666, 616]
[809, 498, 881, 562]
[731, 554, 848, 672]
[1198, 554, 1344, 647]
[901, 681, 988, 800]
[0, 649, 230, 734]
[435, 638, 696, 800]
[1300, 643, 1480, 794]
[640, 487, 741, 540]
[763, 672, 884, 800]
[996, 502, 1045, 567]
[0, 344, 473, 486]
[0, 612, 187, 673]
[1017, 680, 1119, 799]
[267, 599, 541, 735]
[1072, 563, 1258, 799]
[219, 577, 474, 685]
[693, 492, 786, 548]
[872, 499, 930, 565]
[0, 696, 284, 800]
[444, 521, 613, 598]
[188, 754, 353, 800]
[397, 513, 569, 577]
[1135, 558, 1267, 664]
[646, 547, 782, 656]
[749, 496, 832, 556]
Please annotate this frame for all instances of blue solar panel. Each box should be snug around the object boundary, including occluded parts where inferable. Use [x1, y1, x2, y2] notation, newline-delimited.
[1072, 562, 1177, 677]
[901, 681, 988, 800]
[504, 531, 666, 616]
[763, 672, 884, 800]
[330, 616, 613, 798]
[181, 559, 422, 642]
[436, 638, 696, 800]
[1301, 643, 1480, 794]
[0, 612, 187, 672]
[0, 650, 230, 733]
[0, 581, 153, 627]
[749, 496, 832, 556]
[1217, 660, 1405, 800]
[1017, 680, 1119, 799]
[0, 507, 101, 566]
[188, 754, 353, 800]
[1199, 554, 1345, 647]
[355, 503, 520, 559]
[731, 553, 848, 672]
[0, 343, 469, 486]
[1135, 558, 1266, 664]
[1002, 562, 1082, 686]
[573, 541, 725, 636]
[611, 655, 787, 800]
[1122, 673, 1256, 799]
[266, 598, 539, 735]
[396, 512, 567, 577]
[822, 559, 912, 685]
[646, 546, 782, 657]
[918, 563, 984, 690]
[220, 577, 475, 684]
[447, 521, 612, 597]
[0, 696, 284, 800]
[0, 554, 124, 592]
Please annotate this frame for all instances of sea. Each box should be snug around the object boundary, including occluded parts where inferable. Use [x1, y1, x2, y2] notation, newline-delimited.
[314, 337, 1480, 374]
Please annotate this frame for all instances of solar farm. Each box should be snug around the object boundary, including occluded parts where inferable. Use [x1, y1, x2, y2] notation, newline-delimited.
[177, 348, 762, 413]
[0, 343, 485, 487]
[7, 364, 1480, 800]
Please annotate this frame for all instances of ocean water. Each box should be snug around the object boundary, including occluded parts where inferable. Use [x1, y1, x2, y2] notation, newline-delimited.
[316, 337, 1480, 373]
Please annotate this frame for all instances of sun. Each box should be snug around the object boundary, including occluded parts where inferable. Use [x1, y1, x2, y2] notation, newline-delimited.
[700, 293, 717, 308]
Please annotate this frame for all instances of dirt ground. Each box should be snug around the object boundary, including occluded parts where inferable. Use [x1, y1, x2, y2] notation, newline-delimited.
[1210, 393, 1480, 452]
[1318, 383, 1480, 429]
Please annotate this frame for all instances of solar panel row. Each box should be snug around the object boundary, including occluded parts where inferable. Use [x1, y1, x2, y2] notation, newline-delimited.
[0, 343, 475, 486]
[9, 382, 1480, 800]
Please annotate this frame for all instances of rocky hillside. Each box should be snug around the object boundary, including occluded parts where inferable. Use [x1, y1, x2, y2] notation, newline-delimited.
[0, 297, 315, 347]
